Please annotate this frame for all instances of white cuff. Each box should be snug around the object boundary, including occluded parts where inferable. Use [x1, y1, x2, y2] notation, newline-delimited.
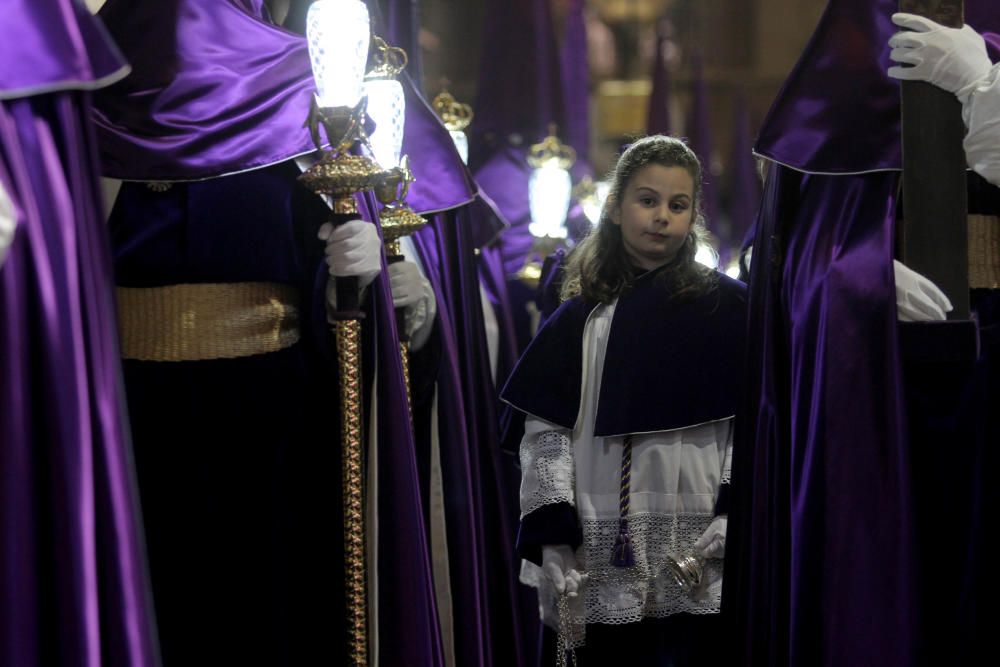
[963, 62, 1000, 187]
[519, 419, 575, 517]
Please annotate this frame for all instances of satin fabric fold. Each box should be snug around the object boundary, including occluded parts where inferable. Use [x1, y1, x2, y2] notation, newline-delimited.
[375, 9, 527, 659]
[478, 242, 520, 387]
[399, 71, 478, 214]
[755, 0, 1000, 174]
[0, 0, 128, 100]
[93, 0, 317, 181]
[726, 5, 1000, 666]
[723, 166, 916, 666]
[367, 0, 478, 215]
[93, 0, 476, 214]
[473, 147, 536, 277]
[411, 205, 531, 667]
[472, 0, 565, 278]
[359, 192, 446, 667]
[1, 5, 159, 661]
[560, 0, 591, 180]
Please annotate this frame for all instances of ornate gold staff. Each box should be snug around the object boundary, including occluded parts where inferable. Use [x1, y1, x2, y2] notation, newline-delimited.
[298, 1, 380, 663]
[365, 36, 428, 406]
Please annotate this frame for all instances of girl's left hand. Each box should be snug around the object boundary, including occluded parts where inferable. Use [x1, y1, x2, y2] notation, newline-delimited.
[541, 544, 582, 597]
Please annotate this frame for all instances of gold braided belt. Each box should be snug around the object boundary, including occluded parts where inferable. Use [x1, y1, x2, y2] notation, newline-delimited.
[969, 214, 1000, 290]
[117, 282, 301, 362]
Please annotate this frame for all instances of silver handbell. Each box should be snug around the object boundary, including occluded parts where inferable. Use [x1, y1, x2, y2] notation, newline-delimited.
[665, 553, 704, 594]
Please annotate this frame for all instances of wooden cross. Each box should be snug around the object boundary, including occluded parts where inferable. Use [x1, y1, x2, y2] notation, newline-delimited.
[898, 0, 970, 319]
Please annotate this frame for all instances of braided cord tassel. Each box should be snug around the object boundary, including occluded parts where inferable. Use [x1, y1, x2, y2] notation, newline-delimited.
[611, 434, 635, 567]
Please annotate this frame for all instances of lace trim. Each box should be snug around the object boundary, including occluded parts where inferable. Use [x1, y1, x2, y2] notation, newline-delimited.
[520, 430, 575, 517]
[520, 512, 721, 648]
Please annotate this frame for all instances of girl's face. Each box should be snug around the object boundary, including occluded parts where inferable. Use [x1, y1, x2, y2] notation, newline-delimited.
[612, 163, 695, 271]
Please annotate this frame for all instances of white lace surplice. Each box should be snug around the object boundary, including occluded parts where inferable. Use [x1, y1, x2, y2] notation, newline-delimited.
[518, 301, 733, 635]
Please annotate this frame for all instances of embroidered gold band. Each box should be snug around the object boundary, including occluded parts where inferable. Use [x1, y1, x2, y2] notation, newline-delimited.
[117, 282, 300, 361]
[969, 214, 1000, 290]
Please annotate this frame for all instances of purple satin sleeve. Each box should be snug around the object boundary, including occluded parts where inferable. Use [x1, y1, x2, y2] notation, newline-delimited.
[0, 0, 128, 99]
[92, 0, 317, 181]
[756, 0, 1000, 173]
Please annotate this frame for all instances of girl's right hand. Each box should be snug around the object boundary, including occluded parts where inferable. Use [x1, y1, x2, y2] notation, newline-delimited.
[541, 545, 582, 597]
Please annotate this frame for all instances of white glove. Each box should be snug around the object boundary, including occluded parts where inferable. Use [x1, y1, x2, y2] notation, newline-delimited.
[541, 545, 582, 597]
[893, 259, 953, 322]
[388, 260, 437, 350]
[388, 260, 425, 309]
[318, 219, 382, 288]
[0, 179, 15, 269]
[693, 516, 727, 560]
[888, 13, 994, 104]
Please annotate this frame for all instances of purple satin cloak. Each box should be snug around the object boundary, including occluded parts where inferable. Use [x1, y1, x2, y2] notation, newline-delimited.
[725, 2, 1000, 665]
[412, 206, 532, 667]
[755, 0, 1000, 173]
[724, 167, 916, 667]
[373, 0, 477, 213]
[93, 0, 317, 181]
[0, 0, 128, 99]
[0, 3, 158, 665]
[398, 70, 478, 214]
[92, 0, 475, 213]
[359, 193, 446, 667]
[472, 0, 565, 278]
[373, 7, 527, 661]
[478, 242, 520, 386]
[687, 55, 719, 228]
[471, 0, 564, 161]
[474, 147, 536, 277]
[561, 0, 591, 180]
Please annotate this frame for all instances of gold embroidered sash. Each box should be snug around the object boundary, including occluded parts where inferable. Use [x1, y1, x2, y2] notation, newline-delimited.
[117, 282, 300, 361]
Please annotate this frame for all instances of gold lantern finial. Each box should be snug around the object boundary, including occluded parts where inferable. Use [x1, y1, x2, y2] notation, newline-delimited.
[431, 83, 474, 132]
[366, 35, 408, 81]
[528, 123, 577, 170]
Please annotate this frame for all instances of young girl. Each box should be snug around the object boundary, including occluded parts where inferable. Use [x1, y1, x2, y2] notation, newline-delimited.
[501, 136, 746, 665]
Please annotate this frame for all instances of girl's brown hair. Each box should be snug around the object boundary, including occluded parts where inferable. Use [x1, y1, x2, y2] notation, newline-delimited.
[560, 135, 716, 304]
